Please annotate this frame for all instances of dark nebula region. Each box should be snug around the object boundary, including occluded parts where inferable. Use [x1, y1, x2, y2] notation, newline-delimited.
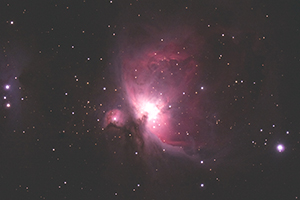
[1, 0, 300, 199]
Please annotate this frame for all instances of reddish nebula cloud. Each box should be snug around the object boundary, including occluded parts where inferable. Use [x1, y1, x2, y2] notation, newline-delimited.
[103, 109, 126, 128]
[117, 26, 215, 148]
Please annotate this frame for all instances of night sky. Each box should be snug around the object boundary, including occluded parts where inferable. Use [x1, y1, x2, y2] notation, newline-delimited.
[1, 0, 300, 199]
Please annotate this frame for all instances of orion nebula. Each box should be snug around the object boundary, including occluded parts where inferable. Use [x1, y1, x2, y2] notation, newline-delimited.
[103, 22, 221, 160]
[102, 12, 251, 162]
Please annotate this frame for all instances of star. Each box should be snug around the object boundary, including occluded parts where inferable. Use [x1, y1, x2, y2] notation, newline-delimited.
[277, 144, 285, 153]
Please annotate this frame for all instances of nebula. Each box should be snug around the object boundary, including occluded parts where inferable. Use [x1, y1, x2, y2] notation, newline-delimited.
[99, 19, 227, 162]
[103, 109, 127, 127]
[101, 1, 276, 164]
[122, 40, 201, 145]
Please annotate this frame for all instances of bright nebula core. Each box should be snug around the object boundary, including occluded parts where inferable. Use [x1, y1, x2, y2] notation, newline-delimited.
[277, 144, 285, 152]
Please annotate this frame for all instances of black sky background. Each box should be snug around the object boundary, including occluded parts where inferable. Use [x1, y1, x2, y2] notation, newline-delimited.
[1, 0, 300, 199]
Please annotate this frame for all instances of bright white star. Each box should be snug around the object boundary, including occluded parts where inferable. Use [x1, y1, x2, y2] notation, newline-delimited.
[277, 144, 284, 152]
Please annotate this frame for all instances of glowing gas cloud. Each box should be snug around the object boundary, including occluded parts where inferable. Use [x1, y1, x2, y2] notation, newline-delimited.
[113, 23, 217, 150]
